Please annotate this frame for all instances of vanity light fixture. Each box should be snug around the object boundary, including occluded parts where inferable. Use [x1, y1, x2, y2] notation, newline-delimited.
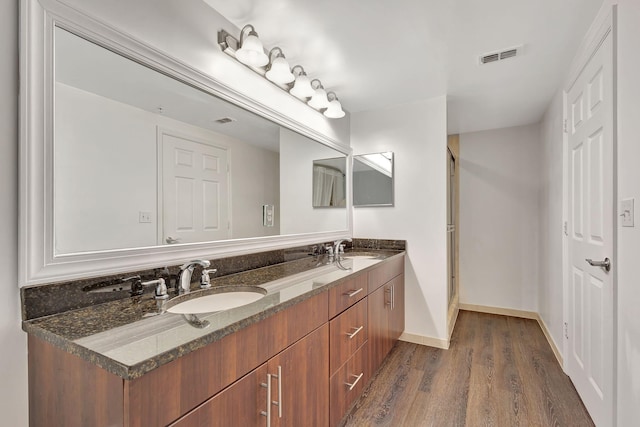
[307, 79, 330, 110]
[265, 47, 295, 84]
[217, 26, 345, 119]
[235, 25, 269, 67]
[324, 92, 346, 119]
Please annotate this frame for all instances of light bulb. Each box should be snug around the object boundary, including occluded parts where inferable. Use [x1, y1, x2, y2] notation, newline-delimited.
[308, 87, 330, 109]
[290, 74, 315, 99]
[324, 99, 345, 119]
[266, 56, 295, 84]
[236, 32, 269, 67]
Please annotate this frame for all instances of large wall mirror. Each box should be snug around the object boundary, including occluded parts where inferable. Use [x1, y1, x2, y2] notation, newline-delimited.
[353, 152, 394, 207]
[20, 4, 350, 286]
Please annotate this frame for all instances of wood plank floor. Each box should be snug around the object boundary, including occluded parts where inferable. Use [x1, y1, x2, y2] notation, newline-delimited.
[342, 310, 594, 427]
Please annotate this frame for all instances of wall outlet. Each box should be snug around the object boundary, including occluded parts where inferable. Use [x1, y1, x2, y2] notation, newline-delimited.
[620, 199, 634, 227]
[262, 205, 274, 227]
[139, 211, 152, 223]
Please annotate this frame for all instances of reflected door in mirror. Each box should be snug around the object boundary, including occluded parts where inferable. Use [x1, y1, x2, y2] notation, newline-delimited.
[161, 131, 229, 244]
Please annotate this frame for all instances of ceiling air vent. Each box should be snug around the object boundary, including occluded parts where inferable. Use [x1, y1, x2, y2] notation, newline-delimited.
[479, 45, 523, 65]
[214, 117, 236, 124]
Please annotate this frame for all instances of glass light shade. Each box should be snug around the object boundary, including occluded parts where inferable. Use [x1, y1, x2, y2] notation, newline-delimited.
[265, 57, 295, 84]
[236, 34, 269, 67]
[307, 88, 330, 109]
[324, 99, 345, 118]
[289, 74, 315, 99]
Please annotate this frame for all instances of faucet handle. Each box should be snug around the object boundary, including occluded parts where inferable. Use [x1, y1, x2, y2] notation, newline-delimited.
[141, 278, 169, 300]
[200, 268, 218, 289]
[124, 275, 143, 296]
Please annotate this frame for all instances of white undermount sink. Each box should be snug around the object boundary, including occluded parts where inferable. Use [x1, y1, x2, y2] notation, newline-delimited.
[167, 286, 267, 314]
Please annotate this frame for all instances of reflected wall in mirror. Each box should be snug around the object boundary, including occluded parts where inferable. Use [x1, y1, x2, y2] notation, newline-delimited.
[53, 27, 348, 255]
[312, 157, 346, 208]
[353, 152, 394, 207]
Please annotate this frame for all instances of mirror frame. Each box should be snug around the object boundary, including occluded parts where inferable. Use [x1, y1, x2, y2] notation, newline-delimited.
[19, 0, 352, 286]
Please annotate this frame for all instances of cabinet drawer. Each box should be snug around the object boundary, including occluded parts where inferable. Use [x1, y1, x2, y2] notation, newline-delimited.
[329, 342, 368, 427]
[368, 256, 404, 293]
[329, 298, 367, 375]
[328, 273, 367, 318]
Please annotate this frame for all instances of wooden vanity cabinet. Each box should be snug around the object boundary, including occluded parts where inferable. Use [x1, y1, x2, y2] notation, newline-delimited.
[27, 255, 405, 427]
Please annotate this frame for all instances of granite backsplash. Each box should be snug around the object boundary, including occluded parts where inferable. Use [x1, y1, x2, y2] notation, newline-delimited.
[21, 238, 406, 321]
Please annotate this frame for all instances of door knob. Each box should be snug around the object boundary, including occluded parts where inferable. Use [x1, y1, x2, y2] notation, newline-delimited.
[585, 257, 611, 272]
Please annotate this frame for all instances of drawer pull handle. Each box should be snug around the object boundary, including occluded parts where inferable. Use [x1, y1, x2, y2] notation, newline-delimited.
[346, 325, 364, 339]
[260, 374, 272, 427]
[344, 288, 363, 298]
[345, 372, 364, 391]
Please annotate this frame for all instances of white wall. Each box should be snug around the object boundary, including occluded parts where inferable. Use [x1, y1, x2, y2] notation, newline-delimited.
[459, 124, 541, 312]
[279, 128, 348, 234]
[1, 0, 28, 424]
[351, 97, 449, 342]
[538, 91, 565, 349]
[55, 83, 280, 253]
[615, 0, 640, 423]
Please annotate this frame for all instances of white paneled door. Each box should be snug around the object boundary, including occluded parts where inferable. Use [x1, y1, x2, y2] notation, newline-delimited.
[566, 29, 613, 426]
[160, 130, 229, 245]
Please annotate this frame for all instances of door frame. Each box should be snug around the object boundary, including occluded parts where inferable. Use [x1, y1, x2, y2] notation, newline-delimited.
[156, 126, 232, 246]
[561, 3, 617, 424]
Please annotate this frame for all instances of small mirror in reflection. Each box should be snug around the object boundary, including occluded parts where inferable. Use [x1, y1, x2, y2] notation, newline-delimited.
[312, 157, 347, 208]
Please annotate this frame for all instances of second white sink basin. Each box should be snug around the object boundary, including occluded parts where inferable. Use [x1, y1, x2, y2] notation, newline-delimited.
[167, 286, 267, 314]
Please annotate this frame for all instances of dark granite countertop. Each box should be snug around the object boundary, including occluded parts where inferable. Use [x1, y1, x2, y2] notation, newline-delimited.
[22, 250, 404, 380]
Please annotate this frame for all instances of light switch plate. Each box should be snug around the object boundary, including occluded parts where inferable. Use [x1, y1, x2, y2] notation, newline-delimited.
[621, 198, 634, 227]
[139, 211, 152, 223]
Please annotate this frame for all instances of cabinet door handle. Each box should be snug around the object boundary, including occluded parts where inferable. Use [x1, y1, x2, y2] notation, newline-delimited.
[346, 325, 364, 339]
[345, 373, 364, 391]
[385, 287, 392, 306]
[344, 288, 363, 298]
[260, 374, 272, 427]
[271, 365, 282, 418]
[391, 284, 395, 310]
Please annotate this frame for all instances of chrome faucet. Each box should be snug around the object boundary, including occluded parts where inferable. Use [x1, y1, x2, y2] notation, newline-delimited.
[178, 259, 211, 294]
[334, 238, 352, 256]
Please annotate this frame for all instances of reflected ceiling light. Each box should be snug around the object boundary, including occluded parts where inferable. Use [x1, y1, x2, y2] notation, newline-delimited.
[324, 92, 345, 119]
[265, 47, 295, 85]
[217, 26, 345, 119]
[289, 66, 315, 99]
[307, 79, 330, 110]
[235, 25, 269, 67]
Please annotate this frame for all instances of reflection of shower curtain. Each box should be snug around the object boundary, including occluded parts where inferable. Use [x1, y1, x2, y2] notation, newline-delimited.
[313, 165, 345, 206]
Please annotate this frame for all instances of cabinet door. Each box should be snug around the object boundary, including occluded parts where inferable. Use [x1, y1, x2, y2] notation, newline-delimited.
[268, 324, 329, 427]
[367, 284, 390, 377]
[389, 275, 405, 342]
[172, 363, 269, 427]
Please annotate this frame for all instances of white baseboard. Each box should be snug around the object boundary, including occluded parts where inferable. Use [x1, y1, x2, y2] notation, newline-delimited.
[535, 313, 563, 366]
[459, 303, 563, 366]
[459, 303, 537, 319]
[399, 332, 449, 350]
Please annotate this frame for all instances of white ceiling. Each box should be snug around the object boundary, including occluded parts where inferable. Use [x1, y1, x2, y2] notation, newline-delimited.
[203, 0, 603, 134]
